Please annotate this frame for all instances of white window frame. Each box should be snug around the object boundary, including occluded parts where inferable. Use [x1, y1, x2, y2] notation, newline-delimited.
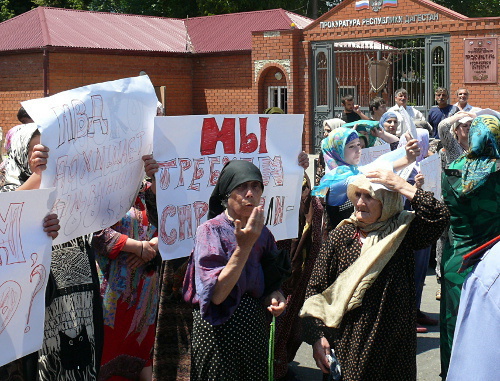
[268, 86, 288, 113]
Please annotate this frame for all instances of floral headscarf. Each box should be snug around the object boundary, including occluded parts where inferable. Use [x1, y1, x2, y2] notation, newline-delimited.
[321, 126, 359, 170]
[453, 115, 500, 194]
[343, 120, 381, 148]
[312, 127, 361, 203]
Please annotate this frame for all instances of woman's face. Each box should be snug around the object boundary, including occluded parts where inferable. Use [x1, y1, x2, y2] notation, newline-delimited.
[354, 189, 382, 224]
[226, 180, 263, 220]
[343, 138, 362, 165]
[456, 121, 471, 142]
[27, 134, 40, 172]
[383, 118, 398, 135]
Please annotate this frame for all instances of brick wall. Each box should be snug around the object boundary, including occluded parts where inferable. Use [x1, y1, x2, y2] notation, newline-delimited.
[192, 53, 253, 114]
[0, 53, 44, 137]
[48, 52, 193, 116]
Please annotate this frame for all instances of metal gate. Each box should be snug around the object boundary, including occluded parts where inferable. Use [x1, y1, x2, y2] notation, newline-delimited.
[312, 35, 450, 152]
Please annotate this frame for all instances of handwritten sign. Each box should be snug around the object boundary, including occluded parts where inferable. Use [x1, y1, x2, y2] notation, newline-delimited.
[0, 188, 55, 367]
[22, 76, 157, 245]
[419, 153, 441, 199]
[358, 143, 391, 167]
[154, 114, 304, 260]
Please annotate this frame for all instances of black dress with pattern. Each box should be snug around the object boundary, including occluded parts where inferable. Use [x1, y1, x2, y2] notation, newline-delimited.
[302, 190, 449, 381]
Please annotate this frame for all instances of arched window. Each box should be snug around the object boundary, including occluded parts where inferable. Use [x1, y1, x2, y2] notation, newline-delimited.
[432, 46, 445, 90]
[317, 52, 328, 106]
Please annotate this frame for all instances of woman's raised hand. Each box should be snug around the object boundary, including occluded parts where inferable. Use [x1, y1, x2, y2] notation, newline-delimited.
[404, 134, 420, 163]
[366, 169, 418, 201]
[29, 144, 49, 175]
[234, 205, 264, 250]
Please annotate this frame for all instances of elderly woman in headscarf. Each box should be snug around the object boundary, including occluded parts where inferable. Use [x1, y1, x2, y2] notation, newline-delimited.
[440, 114, 500, 378]
[1, 124, 104, 381]
[182, 160, 287, 380]
[312, 126, 420, 234]
[301, 170, 449, 380]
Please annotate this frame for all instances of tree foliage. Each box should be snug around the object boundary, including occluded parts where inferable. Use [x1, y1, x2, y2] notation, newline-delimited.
[0, 0, 498, 23]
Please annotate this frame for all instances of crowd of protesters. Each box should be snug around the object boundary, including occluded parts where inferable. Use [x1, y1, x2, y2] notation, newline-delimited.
[0, 85, 499, 381]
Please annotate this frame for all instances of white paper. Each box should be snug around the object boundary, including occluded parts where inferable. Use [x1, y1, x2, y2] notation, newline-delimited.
[400, 106, 419, 139]
[419, 153, 442, 199]
[358, 144, 391, 167]
[22, 76, 158, 245]
[154, 114, 304, 260]
[0, 188, 56, 367]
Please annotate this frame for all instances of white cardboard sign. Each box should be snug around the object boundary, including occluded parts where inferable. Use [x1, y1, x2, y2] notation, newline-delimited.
[0, 188, 56, 367]
[419, 153, 442, 199]
[154, 114, 304, 260]
[22, 76, 158, 245]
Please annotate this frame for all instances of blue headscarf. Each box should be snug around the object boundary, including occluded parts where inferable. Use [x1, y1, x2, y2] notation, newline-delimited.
[379, 111, 398, 130]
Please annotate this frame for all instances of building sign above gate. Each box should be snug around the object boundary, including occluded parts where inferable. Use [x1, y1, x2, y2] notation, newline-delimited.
[319, 13, 439, 28]
[464, 38, 498, 84]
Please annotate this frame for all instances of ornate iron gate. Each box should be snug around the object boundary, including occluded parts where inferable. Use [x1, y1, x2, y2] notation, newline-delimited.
[312, 35, 450, 152]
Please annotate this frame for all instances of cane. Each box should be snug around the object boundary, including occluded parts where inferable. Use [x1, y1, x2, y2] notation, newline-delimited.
[268, 315, 276, 381]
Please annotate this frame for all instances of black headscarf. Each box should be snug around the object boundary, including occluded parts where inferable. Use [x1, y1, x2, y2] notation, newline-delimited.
[208, 160, 263, 219]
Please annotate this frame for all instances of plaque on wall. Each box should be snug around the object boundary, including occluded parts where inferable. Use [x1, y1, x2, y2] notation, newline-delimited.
[464, 38, 498, 84]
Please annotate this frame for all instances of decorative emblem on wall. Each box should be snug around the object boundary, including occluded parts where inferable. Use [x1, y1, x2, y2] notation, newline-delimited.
[356, 0, 398, 12]
[366, 54, 392, 93]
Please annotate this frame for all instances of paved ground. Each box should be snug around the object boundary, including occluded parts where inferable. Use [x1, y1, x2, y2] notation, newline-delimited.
[289, 268, 442, 381]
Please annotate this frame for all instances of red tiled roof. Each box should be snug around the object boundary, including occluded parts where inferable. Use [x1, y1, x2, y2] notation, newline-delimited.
[0, 7, 312, 54]
[186, 9, 312, 53]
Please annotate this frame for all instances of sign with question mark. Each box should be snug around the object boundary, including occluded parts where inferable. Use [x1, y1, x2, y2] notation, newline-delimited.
[0, 188, 55, 367]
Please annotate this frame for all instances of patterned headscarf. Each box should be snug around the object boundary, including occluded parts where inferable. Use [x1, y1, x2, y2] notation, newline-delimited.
[343, 120, 381, 148]
[1, 123, 39, 191]
[458, 115, 500, 194]
[321, 126, 359, 170]
[312, 127, 361, 202]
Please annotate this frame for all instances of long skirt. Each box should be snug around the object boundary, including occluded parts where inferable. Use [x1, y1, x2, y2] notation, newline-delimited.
[191, 294, 268, 381]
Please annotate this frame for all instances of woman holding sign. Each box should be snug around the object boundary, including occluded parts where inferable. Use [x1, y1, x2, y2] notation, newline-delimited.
[312, 126, 420, 231]
[92, 178, 161, 381]
[1, 125, 104, 381]
[182, 160, 287, 380]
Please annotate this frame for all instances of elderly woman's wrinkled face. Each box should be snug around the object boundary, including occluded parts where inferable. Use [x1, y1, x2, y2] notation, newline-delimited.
[344, 138, 362, 165]
[227, 180, 263, 220]
[383, 118, 398, 135]
[354, 189, 382, 224]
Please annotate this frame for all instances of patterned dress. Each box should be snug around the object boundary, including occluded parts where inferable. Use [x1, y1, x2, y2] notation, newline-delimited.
[302, 190, 449, 381]
[92, 183, 160, 380]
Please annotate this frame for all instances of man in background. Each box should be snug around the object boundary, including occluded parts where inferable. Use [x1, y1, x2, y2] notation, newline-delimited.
[388, 88, 426, 137]
[428, 87, 453, 138]
[336, 94, 369, 123]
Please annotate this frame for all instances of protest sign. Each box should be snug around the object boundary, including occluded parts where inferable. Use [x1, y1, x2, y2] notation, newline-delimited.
[0, 188, 55, 367]
[22, 76, 157, 245]
[154, 114, 304, 260]
[358, 143, 391, 167]
[419, 153, 442, 199]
